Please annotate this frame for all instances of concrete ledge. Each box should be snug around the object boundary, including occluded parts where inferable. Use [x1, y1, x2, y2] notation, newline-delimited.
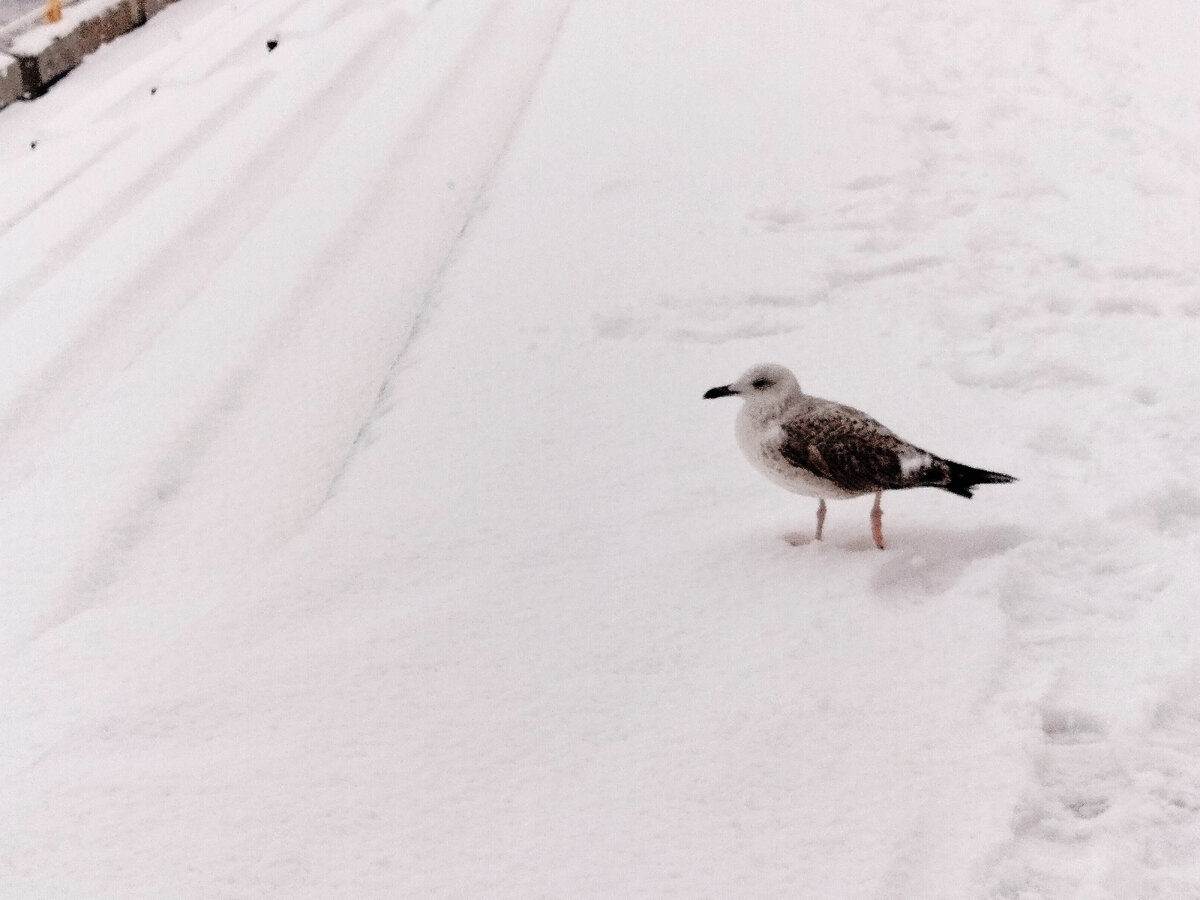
[79, 0, 140, 54]
[141, 0, 175, 20]
[17, 27, 84, 90]
[0, 52, 22, 107]
[1, 0, 171, 104]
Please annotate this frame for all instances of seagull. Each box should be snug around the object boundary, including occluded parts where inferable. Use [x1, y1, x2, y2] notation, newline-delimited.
[704, 363, 1015, 549]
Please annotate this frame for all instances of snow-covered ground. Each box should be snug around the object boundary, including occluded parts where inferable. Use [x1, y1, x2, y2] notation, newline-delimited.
[1, 0, 1199, 896]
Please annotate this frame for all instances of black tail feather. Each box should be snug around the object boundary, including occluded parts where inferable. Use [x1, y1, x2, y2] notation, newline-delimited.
[942, 460, 1016, 498]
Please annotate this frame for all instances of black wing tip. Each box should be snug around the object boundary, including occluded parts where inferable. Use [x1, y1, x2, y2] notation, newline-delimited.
[944, 463, 1017, 498]
[980, 471, 1017, 484]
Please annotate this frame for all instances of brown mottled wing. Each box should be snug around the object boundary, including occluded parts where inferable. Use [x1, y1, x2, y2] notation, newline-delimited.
[778, 406, 919, 494]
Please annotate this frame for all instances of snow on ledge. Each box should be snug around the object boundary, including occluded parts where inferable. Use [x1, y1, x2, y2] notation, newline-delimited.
[9, 0, 139, 57]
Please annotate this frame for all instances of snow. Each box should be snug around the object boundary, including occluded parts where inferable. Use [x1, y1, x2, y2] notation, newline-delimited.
[1, 0, 1199, 897]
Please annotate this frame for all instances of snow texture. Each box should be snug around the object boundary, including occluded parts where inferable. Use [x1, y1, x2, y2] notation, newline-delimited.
[1, 0, 1199, 897]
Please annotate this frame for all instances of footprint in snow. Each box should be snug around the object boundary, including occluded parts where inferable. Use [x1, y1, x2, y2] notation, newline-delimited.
[746, 204, 806, 231]
[842, 174, 893, 191]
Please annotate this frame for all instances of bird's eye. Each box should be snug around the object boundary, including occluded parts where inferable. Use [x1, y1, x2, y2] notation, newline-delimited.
[751, 378, 772, 389]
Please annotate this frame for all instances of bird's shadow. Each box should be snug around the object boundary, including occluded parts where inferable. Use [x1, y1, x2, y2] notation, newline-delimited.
[868, 524, 1027, 601]
[783, 523, 1027, 600]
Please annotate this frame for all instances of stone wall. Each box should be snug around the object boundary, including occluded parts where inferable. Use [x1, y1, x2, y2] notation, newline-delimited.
[0, 0, 179, 109]
[0, 52, 23, 108]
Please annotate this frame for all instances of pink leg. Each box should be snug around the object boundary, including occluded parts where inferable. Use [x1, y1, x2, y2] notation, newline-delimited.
[815, 499, 827, 541]
[870, 491, 885, 550]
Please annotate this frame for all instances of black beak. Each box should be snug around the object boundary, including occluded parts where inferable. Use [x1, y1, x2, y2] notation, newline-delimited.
[704, 384, 737, 399]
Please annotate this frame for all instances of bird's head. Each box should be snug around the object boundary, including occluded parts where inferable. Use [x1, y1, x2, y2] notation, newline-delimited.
[704, 363, 802, 405]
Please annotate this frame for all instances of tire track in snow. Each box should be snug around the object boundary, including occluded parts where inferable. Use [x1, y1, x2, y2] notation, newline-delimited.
[0, 0, 323, 240]
[0, 9, 415, 489]
[0, 70, 275, 305]
[0, 0, 386, 289]
[4, 0, 573, 656]
[321, 0, 575, 503]
[0, 125, 134, 239]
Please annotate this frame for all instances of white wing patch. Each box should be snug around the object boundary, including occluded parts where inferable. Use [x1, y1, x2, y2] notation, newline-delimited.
[900, 452, 932, 477]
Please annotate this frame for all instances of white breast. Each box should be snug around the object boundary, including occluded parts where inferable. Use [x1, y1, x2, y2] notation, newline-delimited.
[735, 405, 860, 500]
